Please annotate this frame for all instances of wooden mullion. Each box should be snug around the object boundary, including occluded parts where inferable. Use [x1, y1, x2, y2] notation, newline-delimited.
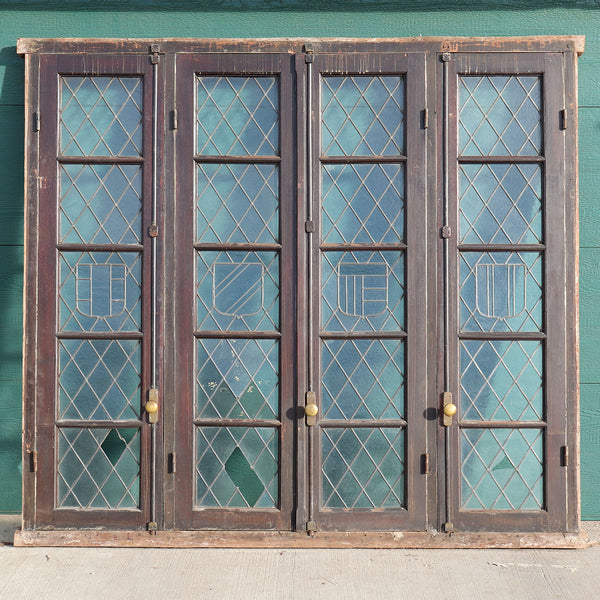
[320, 155, 407, 164]
[58, 156, 144, 165]
[458, 155, 544, 164]
[194, 243, 281, 251]
[194, 155, 281, 164]
[320, 243, 407, 251]
[458, 421, 547, 429]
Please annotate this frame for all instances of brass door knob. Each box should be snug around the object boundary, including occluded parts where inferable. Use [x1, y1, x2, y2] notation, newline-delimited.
[305, 403, 319, 417]
[145, 400, 159, 414]
[443, 403, 457, 417]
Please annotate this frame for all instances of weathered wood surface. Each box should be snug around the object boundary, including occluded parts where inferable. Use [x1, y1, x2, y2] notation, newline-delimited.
[14, 529, 592, 549]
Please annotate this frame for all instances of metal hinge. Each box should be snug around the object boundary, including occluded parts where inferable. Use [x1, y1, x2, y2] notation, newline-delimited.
[422, 453, 429, 474]
[149, 43, 161, 64]
[560, 109, 568, 130]
[306, 520, 317, 534]
[441, 226, 452, 239]
[171, 109, 178, 130]
[443, 522, 454, 533]
[562, 445, 569, 467]
[29, 450, 38, 473]
[33, 111, 40, 133]
[168, 452, 177, 474]
[147, 521, 158, 533]
[422, 108, 429, 129]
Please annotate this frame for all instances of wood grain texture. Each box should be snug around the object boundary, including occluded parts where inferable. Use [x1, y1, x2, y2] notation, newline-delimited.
[13, 529, 591, 549]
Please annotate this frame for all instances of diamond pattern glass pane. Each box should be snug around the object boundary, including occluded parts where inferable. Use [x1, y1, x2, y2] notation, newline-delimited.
[196, 339, 279, 420]
[59, 339, 141, 421]
[57, 427, 140, 508]
[322, 251, 404, 332]
[195, 427, 278, 508]
[59, 252, 141, 332]
[196, 251, 279, 331]
[459, 164, 542, 244]
[321, 76, 405, 156]
[461, 428, 543, 510]
[459, 76, 542, 156]
[460, 252, 542, 332]
[321, 428, 405, 509]
[196, 163, 279, 243]
[461, 340, 543, 421]
[322, 163, 404, 244]
[60, 76, 142, 157]
[196, 76, 279, 156]
[60, 164, 142, 244]
[322, 340, 404, 420]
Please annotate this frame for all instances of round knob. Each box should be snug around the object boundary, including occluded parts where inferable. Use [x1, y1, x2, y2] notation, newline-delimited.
[145, 400, 159, 414]
[443, 403, 457, 417]
[305, 403, 319, 417]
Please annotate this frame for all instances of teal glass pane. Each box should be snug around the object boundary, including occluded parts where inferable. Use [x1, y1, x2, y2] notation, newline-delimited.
[321, 428, 405, 509]
[60, 76, 142, 157]
[196, 339, 279, 420]
[321, 76, 405, 156]
[321, 163, 404, 244]
[196, 251, 279, 332]
[322, 251, 404, 332]
[459, 76, 542, 156]
[459, 164, 542, 244]
[196, 76, 279, 156]
[196, 163, 279, 243]
[322, 339, 404, 420]
[59, 252, 141, 333]
[460, 252, 542, 332]
[460, 340, 543, 421]
[461, 428, 543, 510]
[60, 164, 142, 244]
[57, 427, 140, 508]
[59, 339, 141, 421]
[195, 427, 278, 508]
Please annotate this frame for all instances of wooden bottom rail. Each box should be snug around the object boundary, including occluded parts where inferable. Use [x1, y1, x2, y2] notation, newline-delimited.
[14, 529, 591, 549]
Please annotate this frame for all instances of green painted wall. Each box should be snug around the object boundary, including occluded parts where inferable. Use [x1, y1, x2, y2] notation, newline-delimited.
[0, 0, 599, 519]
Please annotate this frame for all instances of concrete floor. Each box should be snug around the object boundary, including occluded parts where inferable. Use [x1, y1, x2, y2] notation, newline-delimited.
[1, 516, 599, 600]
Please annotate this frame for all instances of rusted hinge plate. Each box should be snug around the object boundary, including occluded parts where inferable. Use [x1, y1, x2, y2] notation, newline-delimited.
[441, 226, 452, 239]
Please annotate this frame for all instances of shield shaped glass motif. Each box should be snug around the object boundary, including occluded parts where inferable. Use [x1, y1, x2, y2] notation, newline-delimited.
[337, 262, 388, 317]
[76, 263, 126, 318]
[475, 262, 526, 319]
[213, 262, 264, 317]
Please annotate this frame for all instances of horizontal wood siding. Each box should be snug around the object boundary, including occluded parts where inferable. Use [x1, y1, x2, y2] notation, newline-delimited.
[0, 1, 599, 519]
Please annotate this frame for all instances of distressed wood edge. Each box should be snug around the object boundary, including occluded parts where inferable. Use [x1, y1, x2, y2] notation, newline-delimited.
[17, 36, 585, 56]
[13, 529, 592, 549]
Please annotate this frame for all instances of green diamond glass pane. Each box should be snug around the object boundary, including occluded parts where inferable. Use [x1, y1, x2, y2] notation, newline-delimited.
[321, 76, 405, 156]
[59, 339, 141, 421]
[59, 252, 141, 333]
[461, 428, 543, 510]
[322, 163, 404, 244]
[196, 163, 279, 243]
[460, 340, 543, 421]
[460, 252, 542, 332]
[196, 339, 279, 420]
[459, 76, 542, 156]
[60, 164, 142, 245]
[322, 339, 404, 420]
[321, 428, 405, 509]
[60, 76, 142, 157]
[196, 76, 279, 156]
[196, 251, 279, 332]
[322, 251, 404, 332]
[459, 164, 542, 244]
[57, 427, 140, 508]
[195, 427, 278, 508]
